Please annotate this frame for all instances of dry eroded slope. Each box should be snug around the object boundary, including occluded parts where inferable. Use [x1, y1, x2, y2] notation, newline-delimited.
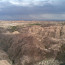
[0, 21, 65, 65]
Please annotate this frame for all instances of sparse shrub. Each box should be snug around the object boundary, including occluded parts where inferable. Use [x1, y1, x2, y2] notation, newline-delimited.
[29, 23, 41, 26]
[56, 44, 65, 63]
[61, 22, 65, 25]
[34, 58, 61, 65]
[8, 26, 18, 32]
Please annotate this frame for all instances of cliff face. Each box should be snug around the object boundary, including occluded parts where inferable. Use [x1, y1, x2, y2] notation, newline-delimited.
[0, 22, 65, 65]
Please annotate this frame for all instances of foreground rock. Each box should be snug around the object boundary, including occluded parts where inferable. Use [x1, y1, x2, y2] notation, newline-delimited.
[0, 60, 11, 65]
[0, 49, 12, 65]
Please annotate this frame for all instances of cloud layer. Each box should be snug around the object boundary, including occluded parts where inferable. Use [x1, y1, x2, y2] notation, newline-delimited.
[0, 0, 65, 20]
[0, 0, 65, 6]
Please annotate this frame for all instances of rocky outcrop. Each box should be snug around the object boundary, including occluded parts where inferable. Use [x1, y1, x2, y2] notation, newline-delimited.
[0, 49, 12, 65]
[28, 25, 65, 39]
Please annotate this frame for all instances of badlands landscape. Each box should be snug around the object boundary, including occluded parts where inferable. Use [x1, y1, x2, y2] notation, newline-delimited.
[0, 21, 65, 65]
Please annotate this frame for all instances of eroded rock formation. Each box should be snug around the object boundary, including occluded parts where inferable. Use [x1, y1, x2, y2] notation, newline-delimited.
[0, 22, 65, 65]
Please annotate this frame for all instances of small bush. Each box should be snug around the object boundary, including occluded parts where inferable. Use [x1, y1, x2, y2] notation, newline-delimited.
[29, 23, 41, 26]
[8, 26, 18, 32]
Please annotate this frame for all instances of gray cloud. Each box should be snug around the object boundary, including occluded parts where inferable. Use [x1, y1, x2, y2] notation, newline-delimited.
[0, 0, 65, 20]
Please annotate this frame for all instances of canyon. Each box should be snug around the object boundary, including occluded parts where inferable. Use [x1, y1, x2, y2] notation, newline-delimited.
[0, 21, 65, 65]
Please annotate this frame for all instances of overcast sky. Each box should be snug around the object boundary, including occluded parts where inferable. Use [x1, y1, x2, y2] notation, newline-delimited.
[0, 0, 65, 20]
